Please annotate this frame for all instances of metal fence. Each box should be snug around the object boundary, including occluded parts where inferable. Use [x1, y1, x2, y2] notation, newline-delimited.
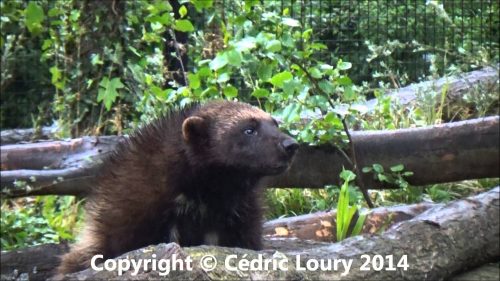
[224, 0, 499, 85]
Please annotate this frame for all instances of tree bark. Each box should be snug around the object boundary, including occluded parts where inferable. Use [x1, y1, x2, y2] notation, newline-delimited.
[263, 202, 436, 242]
[0, 127, 58, 145]
[0, 243, 69, 281]
[2, 187, 497, 280]
[1, 116, 498, 197]
[364, 65, 499, 111]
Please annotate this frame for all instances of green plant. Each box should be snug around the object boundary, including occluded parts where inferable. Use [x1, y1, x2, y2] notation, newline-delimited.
[362, 164, 414, 189]
[0, 196, 83, 250]
[336, 169, 366, 241]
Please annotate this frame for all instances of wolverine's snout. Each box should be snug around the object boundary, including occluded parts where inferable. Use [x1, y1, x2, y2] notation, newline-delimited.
[280, 137, 299, 157]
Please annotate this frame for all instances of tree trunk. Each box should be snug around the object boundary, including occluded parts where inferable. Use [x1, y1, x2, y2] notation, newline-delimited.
[1, 116, 497, 197]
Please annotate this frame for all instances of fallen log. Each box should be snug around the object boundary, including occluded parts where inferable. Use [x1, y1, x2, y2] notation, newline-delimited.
[364, 65, 499, 110]
[263, 202, 436, 242]
[1, 116, 498, 197]
[0, 243, 69, 281]
[266, 115, 499, 189]
[2, 187, 496, 280]
[0, 127, 59, 145]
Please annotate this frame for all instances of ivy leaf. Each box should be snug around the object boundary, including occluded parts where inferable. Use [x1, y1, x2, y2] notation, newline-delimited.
[270, 71, 293, 88]
[25, 2, 44, 35]
[223, 85, 238, 98]
[97, 77, 124, 110]
[174, 19, 194, 32]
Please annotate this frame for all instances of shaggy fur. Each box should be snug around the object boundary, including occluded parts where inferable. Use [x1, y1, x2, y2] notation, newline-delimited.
[56, 100, 298, 275]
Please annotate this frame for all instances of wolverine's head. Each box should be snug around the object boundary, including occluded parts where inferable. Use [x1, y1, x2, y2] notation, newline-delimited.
[182, 101, 298, 175]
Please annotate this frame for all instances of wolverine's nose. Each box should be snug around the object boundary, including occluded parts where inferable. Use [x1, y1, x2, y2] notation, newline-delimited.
[281, 138, 299, 155]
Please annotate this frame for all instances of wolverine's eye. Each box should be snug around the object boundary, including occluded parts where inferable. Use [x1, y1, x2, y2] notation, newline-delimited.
[244, 128, 257, 135]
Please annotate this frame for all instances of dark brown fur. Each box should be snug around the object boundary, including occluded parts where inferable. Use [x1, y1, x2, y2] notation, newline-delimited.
[56, 101, 298, 275]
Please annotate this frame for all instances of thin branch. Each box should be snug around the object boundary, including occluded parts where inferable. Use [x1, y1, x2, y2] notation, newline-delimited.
[168, 29, 189, 86]
[290, 57, 374, 208]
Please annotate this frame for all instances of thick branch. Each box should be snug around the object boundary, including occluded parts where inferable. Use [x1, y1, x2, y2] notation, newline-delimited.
[265, 115, 499, 188]
[1, 117, 498, 197]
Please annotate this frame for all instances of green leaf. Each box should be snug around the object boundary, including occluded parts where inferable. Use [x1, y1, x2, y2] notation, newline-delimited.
[337, 60, 352, 70]
[223, 85, 238, 98]
[372, 164, 384, 173]
[340, 169, 356, 182]
[283, 80, 298, 96]
[337, 76, 352, 86]
[266, 39, 282, 52]
[308, 67, 322, 79]
[151, 85, 168, 100]
[191, 0, 213, 12]
[318, 81, 334, 94]
[49, 66, 61, 84]
[97, 77, 124, 110]
[377, 174, 389, 182]
[282, 17, 300, 27]
[234, 37, 257, 52]
[25, 2, 44, 34]
[390, 164, 405, 172]
[362, 167, 372, 173]
[209, 53, 228, 70]
[174, 19, 194, 32]
[343, 85, 356, 101]
[281, 103, 301, 123]
[226, 49, 242, 67]
[216, 72, 230, 83]
[270, 71, 293, 88]
[351, 212, 366, 236]
[251, 88, 270, 98]
[188, 73, 200, 89]
[179, 5, 188, 18]
[257, 64, 273, 81]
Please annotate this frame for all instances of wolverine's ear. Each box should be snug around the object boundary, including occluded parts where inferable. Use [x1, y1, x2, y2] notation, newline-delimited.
[182, 116, 207, 142]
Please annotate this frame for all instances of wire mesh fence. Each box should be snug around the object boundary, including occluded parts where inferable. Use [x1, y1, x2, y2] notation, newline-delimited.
[222, 0, 499, 85]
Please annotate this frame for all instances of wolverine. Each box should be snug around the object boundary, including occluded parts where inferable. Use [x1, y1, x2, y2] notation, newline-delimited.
[57, 100, 298, 275]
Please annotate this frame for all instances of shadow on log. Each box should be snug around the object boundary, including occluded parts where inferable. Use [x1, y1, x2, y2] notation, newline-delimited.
[1, 116, 498, 197]
[1, 187, 497, 280]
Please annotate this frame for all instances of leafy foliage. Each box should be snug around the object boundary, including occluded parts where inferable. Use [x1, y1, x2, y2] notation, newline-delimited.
[1, 196, 83, 250]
